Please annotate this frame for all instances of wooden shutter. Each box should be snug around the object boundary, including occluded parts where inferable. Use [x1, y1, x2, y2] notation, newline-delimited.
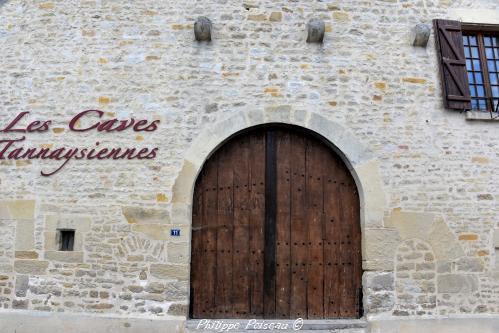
[433, 19, 471, 110]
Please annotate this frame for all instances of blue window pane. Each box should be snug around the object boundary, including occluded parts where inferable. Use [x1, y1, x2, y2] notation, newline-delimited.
[471, 87, 477, 97]
[473, 60, 481, 70]
[485, 48, 494, 59]
[471, 47, 479, 58]
[466, 59, 473, 70]
[488, 60, 496, 72]
[484, 37, 492, 47]
[464, 47, 471, 58]
[495, 48, 499, 58]
[490, 74, 498, 85]
[477, 85, 485, 97]
[492, 86, 499, 98]
[479, 99, 487, 110]
[469, 36, 477, 46]
[463, 36, 469, 46]
[471, 100, 478, 109]
[468, 73, 474, 84]
[493, 37, 498, 47]
[496, 60, 499, 70]
[475, 72, 483, 84]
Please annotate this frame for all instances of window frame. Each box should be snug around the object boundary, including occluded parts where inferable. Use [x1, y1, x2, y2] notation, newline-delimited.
[461, 23, 499, 114]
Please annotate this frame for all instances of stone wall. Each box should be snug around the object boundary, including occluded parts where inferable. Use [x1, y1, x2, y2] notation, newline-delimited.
[0, 0, 498, 325]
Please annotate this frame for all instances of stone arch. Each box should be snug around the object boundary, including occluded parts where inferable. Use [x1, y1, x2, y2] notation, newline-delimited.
[393, 238, 437, 316]
[171, 107, 388, 316]
[171, 107, 386, 236]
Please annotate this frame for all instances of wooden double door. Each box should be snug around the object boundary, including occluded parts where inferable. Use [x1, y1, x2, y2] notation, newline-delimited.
[190, 125, 362, 319]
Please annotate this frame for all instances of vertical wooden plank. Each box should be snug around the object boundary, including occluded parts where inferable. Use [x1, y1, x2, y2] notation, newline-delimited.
[289, 133, 308, 318]
[194, 154, 219, 318]
[323, 153, 342, 319]
[305, 139, 325, 319]
[346, 172, 362, 318]
[338, 161, 355, 318]
[275, 130, 291, 318]
[232, 136, 251, 317]
[190, 170, 203, 318]
[248, 131, 266, 317]
[215, 145, 234, 317]
[264, 130, 277, 318]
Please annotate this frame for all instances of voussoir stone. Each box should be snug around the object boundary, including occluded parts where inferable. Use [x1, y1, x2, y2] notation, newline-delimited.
[122, 206, 170, 224]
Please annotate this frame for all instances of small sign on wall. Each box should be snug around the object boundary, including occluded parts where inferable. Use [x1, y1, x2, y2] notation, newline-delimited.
[170, 229, 181, 237]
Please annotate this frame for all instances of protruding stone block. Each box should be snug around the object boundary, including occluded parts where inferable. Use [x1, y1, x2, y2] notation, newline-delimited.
[194, 17, 212, 42]
[306, 19, 325, 43]
[412, 23, 430, 47]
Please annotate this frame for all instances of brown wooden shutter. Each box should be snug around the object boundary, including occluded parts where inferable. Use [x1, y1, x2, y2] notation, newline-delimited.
[433, 19, 471, 110]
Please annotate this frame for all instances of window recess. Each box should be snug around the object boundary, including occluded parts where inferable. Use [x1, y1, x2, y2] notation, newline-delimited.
[434, 20, 499, 118]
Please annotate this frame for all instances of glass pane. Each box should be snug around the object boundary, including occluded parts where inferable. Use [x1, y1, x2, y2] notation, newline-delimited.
[495, 48, 499, 59]
[491, 74, 498, 85]
[494, 99, 499, 111]
[475, 72, 483, 84]
[471, 99, 478, 109]
[488, 60, 496, 72]
[496, 60, 499, 70]
[473, 60, 481, 70]
[492, 86, 499, 97]
[470, 87, 477, 97]
[469, 36, 477, 46]
[463, 36, 469, 46]
[477, 85, 485, 97]
[493, 37, 498, 47]
[479, 99, 487, 110]
[464, 47, 471, 58]
[485, 48, 494, 59]
[468, 73, 474, 84]
[484, 36, 492, 47]
[471, 47, 479, 58]
[466, 59, 473, 70]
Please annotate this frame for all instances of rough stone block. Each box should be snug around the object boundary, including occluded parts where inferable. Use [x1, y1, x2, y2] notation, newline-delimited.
[168, 303, 188, 316]
[44, 251, 84, 263]
[45, 215, 92, 232]
[428, 218, 464, 261]
[14, 260, 49, 275]
[384, 210, 435, 240]
[122, 207, 169, 224]
[366, 292, 394, 313]
[150, 264, 188, 281]
[455, 257, 484, 272]
[132, 224, 170, 240]
[167, 242, 189, 264]
[437, 274, 478, 293]
[15, 220, 34, 251]
[7, 200, 35, 220]
[494, 229, 499, 248]
[0, 202, 11, 219]
[364, 272, 394, 292]
[364, 228, 400, 271]
[15, 275, 29, 297]
[15, 251, 38, 259]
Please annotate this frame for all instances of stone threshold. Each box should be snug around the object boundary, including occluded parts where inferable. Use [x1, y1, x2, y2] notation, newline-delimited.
[185, 318, 368, 331]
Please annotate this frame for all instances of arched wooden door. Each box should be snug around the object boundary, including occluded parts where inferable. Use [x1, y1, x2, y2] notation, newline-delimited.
[190, 125, 362, 319]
